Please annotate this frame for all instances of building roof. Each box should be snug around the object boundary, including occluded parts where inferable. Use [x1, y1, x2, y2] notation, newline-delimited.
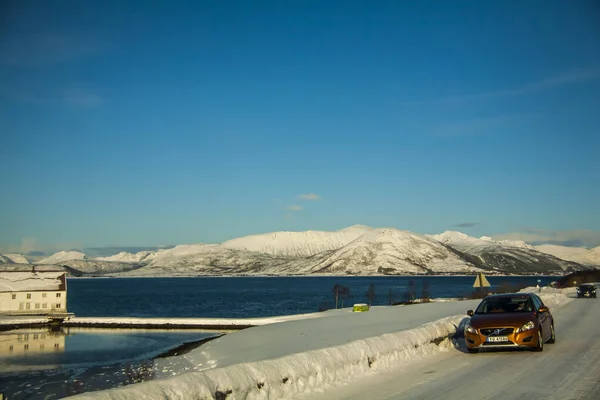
[0, 270, 66, 292]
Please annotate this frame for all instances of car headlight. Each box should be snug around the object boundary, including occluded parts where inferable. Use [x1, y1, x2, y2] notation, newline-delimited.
[517, 321, 535, 333]
[464, 322, 477, 334]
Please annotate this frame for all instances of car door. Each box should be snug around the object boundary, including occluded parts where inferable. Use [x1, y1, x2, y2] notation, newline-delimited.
[532, 295, 550, 340]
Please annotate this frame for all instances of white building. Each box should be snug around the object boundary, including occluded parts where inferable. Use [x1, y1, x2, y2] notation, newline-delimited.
[0, 266, 68, 315]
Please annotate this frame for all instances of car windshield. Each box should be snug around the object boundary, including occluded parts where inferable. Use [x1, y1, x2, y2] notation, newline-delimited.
[475, 297, 533, 314]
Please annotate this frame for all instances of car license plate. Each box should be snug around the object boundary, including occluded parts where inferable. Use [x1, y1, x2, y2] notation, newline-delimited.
[486, 336, 509, 342]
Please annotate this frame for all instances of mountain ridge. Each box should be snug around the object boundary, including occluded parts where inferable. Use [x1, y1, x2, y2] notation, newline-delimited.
[3, 226, 595, 276]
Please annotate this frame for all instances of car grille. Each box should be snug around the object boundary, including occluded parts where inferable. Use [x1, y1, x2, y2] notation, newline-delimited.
[480, 327, 514, 336]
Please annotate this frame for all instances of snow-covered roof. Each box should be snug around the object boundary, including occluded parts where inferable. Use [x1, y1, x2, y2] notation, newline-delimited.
[0, 271, 66, 292]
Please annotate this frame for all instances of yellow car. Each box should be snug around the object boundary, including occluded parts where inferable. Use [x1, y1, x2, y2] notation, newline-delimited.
[464, 293, 555, 353]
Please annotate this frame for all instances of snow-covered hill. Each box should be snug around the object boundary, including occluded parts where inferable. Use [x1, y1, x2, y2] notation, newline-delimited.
[0, 253, 30, 264]
[428, 231, 585, 274]
[128, 244, 293, 276]
[36, 251, 87, 265]
[302, 228, 483, 275]
[60, 259, 145, 275]
[479, 236, 535, 250]
[96, 250, 164, 263]
[222, 225, 373, 257]
[535, 244, 600, 266]
[429, 231, 534, 250]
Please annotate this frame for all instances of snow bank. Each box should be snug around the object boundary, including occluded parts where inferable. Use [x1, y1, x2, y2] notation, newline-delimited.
[70, 316, 465, 400]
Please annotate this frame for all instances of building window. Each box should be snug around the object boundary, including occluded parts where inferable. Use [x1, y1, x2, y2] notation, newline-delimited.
[24, 344, 29, 350]
[9, 345, 13, 352]
[26, 303, 31, 310]
[35, 303, 40, 309]
[24, 334, 29, 341]
[12, 294, 16, 299]
[56, 293, 61, 298]
[33, 334, 38, 339]
[54, 343, 60, 350]
[19, 302, 24, 310]
[42, 303, 47, 309]
[56, 303, 61, 309]
[42, 293, 47, 298]
[26, 293, 31, 299]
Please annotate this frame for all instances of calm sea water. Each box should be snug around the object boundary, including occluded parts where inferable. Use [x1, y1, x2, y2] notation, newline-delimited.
[67, 275, 555, 318]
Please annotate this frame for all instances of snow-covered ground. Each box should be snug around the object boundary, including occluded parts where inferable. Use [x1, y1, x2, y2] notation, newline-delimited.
[70, 287, 574, 399]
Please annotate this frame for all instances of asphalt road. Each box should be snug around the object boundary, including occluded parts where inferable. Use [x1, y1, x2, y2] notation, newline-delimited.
[305, 295, 600, 400]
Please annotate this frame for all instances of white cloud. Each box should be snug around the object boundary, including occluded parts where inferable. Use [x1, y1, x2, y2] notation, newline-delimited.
[286, 205, 303, 212]
[297, 193, 322, 201]
[492, 229, 600, 248]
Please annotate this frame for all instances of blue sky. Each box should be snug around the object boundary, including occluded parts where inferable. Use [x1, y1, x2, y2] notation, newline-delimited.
[1, 0, 600, 254]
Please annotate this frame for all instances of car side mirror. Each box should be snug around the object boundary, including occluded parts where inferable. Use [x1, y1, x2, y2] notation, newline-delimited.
[467, 310, 474, 316]
[539, 306, 549, 313]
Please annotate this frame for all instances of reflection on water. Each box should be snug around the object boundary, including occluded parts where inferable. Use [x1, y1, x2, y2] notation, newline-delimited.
[0, 327, 66, 357]
[1, 327, 216, 370]
[0, 327, 67, 373]
[0, 328, 219, 399]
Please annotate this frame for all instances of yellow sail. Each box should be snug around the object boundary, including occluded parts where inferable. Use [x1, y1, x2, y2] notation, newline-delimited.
[473, 272, 491, 287]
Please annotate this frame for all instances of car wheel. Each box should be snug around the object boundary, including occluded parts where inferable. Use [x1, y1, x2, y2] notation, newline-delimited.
[532, 329, 544, 352]
[467, 348, 478, 354]
[547, 324, 555, 344]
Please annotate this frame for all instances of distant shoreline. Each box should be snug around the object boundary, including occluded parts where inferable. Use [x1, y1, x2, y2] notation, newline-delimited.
[66, 273, 562, 279]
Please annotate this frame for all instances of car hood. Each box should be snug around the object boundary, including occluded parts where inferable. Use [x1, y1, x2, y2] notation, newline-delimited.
[470, 312, 536, 328]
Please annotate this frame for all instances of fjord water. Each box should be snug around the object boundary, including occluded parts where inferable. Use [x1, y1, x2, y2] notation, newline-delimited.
[67, 275, 556, 318]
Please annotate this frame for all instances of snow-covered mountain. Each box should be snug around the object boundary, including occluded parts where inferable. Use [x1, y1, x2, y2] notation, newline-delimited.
[293, 228, 483, 275]
[0, 253, 30, 264]
[534, 245, 600, 266]
[12, 226, 595, 277]
[95, 250, 164, 263]
[479, 236, 535, 250]
[222, 225, 374, 257]
[428, 231, 584, 274]
[429, 231, 534, 250]
[121, 228, 480, 277]
[128, 244, 292, 276]
[36, 251, 87, 265]
[59, 259, 145, 275]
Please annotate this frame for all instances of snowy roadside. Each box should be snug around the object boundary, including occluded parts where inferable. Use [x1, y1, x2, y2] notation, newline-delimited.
[70, 286, 575, 400]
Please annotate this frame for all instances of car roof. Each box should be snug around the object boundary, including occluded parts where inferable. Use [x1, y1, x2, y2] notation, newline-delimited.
[483, 293, 534, 300]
